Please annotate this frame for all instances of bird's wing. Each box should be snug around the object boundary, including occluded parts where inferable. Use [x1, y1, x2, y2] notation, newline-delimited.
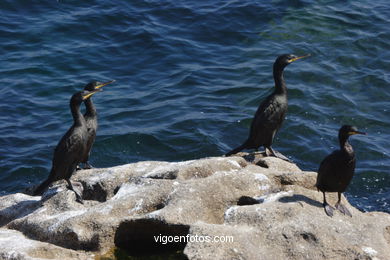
[50, 129, 84, 180]
[316, 150, 340, 187]
[53, 128, 82, 156]
[249, 94, 287, 137]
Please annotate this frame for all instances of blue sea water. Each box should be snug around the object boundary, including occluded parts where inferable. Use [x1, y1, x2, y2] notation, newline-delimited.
[0, 0, 389, 213]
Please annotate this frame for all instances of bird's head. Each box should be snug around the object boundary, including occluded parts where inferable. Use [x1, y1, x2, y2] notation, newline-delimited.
[71, 89, 102, 105]
[84, 80, 115, 91]
[274, 53, 311, 70]
[339, 125, 366, 140]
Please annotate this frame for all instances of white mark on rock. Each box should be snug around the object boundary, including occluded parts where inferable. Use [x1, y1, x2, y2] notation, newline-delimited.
[0, 229, 43, 256]
[147, 208, 163, 217]
[228, 160, 241, 168]
[12, 193, 41, 202]
[42, 186, 63, 199]
[215, 169, 239, 176]
[362, 246, 377, 257]
[112, 183, 143, 200]
[143, 164, 177, 178]
[87, 163, 134, 184]
[98, 204, 113, 215]
[256, 190, 293, 203]
[254, 173, 269, 182]
[255, 207, 267, 214]
[133, 162, 152, 173]
[259, 184, 270, 191]
[47, 210, 87, 232]
[129, 199, 144, 214]
[224, 206, 239, 220]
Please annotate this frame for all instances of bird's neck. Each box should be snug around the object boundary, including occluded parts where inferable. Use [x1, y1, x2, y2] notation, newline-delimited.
[70, 101, 85, 126]
[273, 66, 287, 94]
[84, 98, 97, 118]
[339, 137, 354, 157]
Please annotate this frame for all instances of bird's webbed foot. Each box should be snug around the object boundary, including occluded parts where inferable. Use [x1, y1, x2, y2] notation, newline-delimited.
[66, 180, 84, 204]
[76, 162, 93, 170]
[267, 147, 293, 163]
[74, 192, 84, 204]
[83, 162, 93, 169]
[324, 202, 335, 217]
[335, 202, 352, 217]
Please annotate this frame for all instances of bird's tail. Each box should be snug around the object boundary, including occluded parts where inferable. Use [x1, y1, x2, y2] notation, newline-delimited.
[33, 178, 52, 196]
[225, 141, 249, 156]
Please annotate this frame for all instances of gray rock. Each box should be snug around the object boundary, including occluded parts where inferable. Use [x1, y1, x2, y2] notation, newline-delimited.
[0, 154, 389, 259]
[0, 228, 93, 260]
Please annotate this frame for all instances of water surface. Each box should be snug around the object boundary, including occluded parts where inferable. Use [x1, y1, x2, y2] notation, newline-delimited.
[0, 0, 389, 212]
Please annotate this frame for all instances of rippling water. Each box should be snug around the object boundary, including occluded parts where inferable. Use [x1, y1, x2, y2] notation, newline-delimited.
[0, 0, 389, 213]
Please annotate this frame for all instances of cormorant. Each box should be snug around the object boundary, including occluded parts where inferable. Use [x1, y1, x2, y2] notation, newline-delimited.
[33, 89, 102, 203]
[316, 125, 366, 217]
[225, 54, 310, 160]
[80, 80, 115, 169]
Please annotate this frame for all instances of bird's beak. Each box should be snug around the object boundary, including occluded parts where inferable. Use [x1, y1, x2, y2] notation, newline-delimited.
[82, 89, 101, 100]
[348, 131, 367, 136]
[95, 80, 115, 90]
[288, 54, 311, 63]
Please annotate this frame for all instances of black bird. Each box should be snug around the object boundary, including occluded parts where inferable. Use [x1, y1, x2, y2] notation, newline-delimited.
[225, 54, 310, 160]
[80, 80, 115, 169]
[316, 125, 366, 217]
[33, 89, 102, 202]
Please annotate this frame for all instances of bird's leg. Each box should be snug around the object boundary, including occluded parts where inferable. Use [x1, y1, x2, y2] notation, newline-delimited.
[335, 192, 352, 217]
[323, 192, 334, 217]
[83, 162, 93, 169]
[76, 162, 93, 170]
[267, 147, 293, 163]
[66, 179, 84, 204]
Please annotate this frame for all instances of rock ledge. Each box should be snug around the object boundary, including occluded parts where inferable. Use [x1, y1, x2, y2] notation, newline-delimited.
[1, 153, 389, 259]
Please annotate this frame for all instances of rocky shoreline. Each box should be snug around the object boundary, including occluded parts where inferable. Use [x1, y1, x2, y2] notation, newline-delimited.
[1, 153, 389, 259]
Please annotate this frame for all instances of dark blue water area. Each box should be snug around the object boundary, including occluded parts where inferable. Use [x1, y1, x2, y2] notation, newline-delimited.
[0, 0, 389, 213]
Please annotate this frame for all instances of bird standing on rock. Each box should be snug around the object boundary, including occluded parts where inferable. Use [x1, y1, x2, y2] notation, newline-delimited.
[33, 89, 102, 203]
[80, 80, 115, 169]
[316, 125, 366, 217]
[225, 53, 310, 160]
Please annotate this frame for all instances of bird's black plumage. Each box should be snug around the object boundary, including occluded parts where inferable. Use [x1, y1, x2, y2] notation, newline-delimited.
[33, 89, 101, 202]
[225, 54, 310, 159]
[316, 125, 366, 217]
[80, 80, 114, 169]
